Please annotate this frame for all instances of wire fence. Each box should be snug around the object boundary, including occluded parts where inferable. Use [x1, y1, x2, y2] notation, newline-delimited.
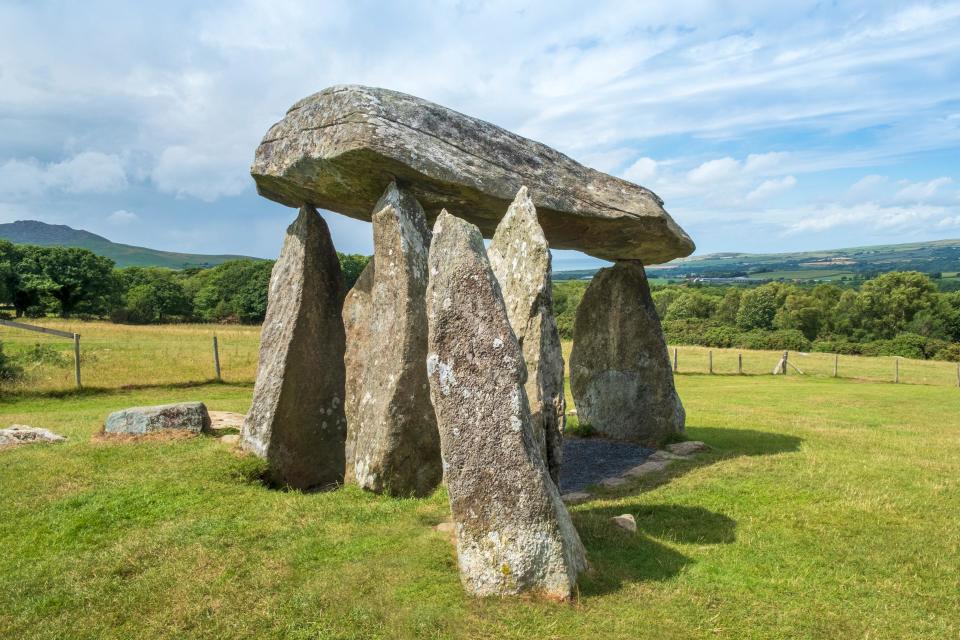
[666, 345, 960, 387]
[3, 320, 960, 394]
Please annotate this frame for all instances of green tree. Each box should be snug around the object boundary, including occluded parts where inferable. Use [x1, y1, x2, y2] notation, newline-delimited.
[736, 284, 780, 330]
[189, 259, 274, 323]
[664, 290, 718, 320]
[857, 271, 937, 339]
[775, 292, 824, 340]
[716, 288, 742, 324]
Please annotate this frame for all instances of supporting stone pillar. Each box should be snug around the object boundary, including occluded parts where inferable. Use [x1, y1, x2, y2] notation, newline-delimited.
[488, 186, 565, 485]
[569, 260, 685, 445]
[241, 205, 347, 490]
[426, 210, 587, 600]
[342, 182, 441, 497]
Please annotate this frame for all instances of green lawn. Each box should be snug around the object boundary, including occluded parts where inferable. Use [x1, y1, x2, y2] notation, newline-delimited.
[2, 374, 959, 639]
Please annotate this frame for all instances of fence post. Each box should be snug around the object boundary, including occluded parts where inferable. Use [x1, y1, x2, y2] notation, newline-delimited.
[834, 353, 838, 378]
[708, 350, 713, 374]
[738, 352, 743, 375]
[673, 347, 678, 373]
[783, 351, 789, 375]
[73, 333, 81, 389]
[895, 357, 899, 384]
[213, 335, 222, 382]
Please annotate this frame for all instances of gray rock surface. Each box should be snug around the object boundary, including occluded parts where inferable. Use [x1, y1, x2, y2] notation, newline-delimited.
[610, 514, 637, 533]
[241, 206, 347, 490]
[104, 402, 211, 435]
[342, 182, 441, 497]
[425, 210, 587, 600]
[252, 85, 694, 263]
[667, 440, 709, 456]
[570, 261, 685, 445]
[488, 186, 564, 486]
[0, 425, 66, 446]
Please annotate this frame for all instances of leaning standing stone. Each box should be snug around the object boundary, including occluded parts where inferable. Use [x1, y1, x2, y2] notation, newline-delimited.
[104, 402, 211, 435]
[241, 206, 347, 490]
[488, 186, 565, 485]
[569, 260, 685, 444]
[426, 210, 587, 600]
[342, 182, 441, 497]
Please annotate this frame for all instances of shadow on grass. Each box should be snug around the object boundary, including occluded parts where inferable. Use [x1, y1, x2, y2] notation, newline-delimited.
[574, 503, 737, 594]
[0, 379, 251, 403]
[572, 426, 800, 593]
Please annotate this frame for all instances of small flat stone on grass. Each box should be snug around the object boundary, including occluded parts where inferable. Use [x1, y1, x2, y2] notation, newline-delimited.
[599, 477, 627, 488]
[561, 492, 592, 505]
[649, 450, 687, 462]
[610, 514, 637, 533]
[624, 459, 670, 477]
[667, 441, 709, 456]
[104, 402, 211, 435]
[0, 425, 66, 448]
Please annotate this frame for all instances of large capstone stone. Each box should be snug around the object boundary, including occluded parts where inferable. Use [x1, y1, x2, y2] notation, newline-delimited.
[104, 402, 211, 435]
[252, 85, 694, 264]
[488, 186, 565, 486]
[241, 206, 347, 490]
[425, 210, 587, 600]
[342, 182, 441, 497]
[569, 261, 685, 444]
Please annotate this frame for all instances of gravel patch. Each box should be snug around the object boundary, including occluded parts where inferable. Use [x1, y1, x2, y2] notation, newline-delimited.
[559, 437, 654, 493]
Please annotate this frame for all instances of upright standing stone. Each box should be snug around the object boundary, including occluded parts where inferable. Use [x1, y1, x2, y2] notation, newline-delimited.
[488, 186, 565, 485]
[569, 260, 685, 444]
[241, 206, 347, 490]
[343, 182, 441, 497]
[426, 210, 587, 600]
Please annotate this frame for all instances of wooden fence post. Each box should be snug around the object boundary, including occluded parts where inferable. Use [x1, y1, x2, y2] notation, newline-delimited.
[673, 347, 678, 373]
[708, 350, 713, 374]
[834, 353, 838, 378]
[73, 333, 81, 389]
[895, 357, 899, 384]
[213, 335, 222, 382]
[738, 352, 743, 375]
[783, 351, 789, 375]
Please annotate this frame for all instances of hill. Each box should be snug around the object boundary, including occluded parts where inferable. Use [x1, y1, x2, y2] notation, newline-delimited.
[0, 220, 255, 268]
[554, 238, 960, 283]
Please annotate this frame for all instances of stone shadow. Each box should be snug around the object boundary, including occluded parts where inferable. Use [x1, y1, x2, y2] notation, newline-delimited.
[573, 502, 736, 595]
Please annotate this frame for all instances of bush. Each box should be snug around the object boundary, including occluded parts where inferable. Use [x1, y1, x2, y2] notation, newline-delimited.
[812, 337, 864, 355]
[737, 329, 811, 352]
[859, 333, 941, 359]
[932, 342, 960, 362]
[0, 341, 22, 382]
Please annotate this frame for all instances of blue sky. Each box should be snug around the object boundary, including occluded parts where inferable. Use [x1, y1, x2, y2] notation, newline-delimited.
[1, 1, 958, 270]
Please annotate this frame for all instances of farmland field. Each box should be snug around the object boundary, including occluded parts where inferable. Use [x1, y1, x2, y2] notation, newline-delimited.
[1, 322, 959, 638]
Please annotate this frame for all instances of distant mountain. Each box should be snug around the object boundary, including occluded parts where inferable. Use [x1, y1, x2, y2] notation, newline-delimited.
[0, 220, 257, 269]
[554, 238, 960, 283]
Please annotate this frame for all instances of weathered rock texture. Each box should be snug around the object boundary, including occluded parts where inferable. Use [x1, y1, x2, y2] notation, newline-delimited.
[241, 206, 347, 490]
[252, 85, 693, 263]
[488, 186, 564, 485]
[0, 425, 66, 447]
[343, 182, 441, 497]
[569, 261, 685, 444]
[425, 210, 587, 599]
[104, 402, 211, 435]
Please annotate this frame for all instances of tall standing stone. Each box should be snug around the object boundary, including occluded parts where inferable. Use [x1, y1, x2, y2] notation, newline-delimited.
[569, 260, 685, 444]
[426, 210, 587, 600]
[488, 186, 565, 485]
[342, 182, 441, 497]
[241, 206, 347, 490]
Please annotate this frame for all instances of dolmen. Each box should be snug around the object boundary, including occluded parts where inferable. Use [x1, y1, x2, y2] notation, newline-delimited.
[243, 85, 695, 597]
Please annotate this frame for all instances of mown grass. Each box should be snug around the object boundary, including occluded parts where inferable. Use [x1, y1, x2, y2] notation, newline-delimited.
[2, 365, 959, 637]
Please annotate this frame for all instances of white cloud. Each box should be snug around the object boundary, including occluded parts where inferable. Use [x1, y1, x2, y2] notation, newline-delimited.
[782, 202, 949, 235]
[107, 209, 138, 224]
[847, 174, 888, 197]
[687, 157, 740, 184]
[151, 146, 249, 201]
[895, 177, 955, 202]
[0, 152, 127, 197]
[746, 175, 797, 202]
[622, 157, 658, 183]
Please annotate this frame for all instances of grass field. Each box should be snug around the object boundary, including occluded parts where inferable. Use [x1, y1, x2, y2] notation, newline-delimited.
[4, 319, 960, 393]
[2, 322, 960, 638]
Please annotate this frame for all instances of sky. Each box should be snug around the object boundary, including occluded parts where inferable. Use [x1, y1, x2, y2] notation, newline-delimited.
[0, 1, 958, 270]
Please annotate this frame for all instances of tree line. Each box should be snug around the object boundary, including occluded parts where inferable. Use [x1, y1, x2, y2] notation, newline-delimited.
[554, 271, 960, 361]
[0, 240, 369, 324]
